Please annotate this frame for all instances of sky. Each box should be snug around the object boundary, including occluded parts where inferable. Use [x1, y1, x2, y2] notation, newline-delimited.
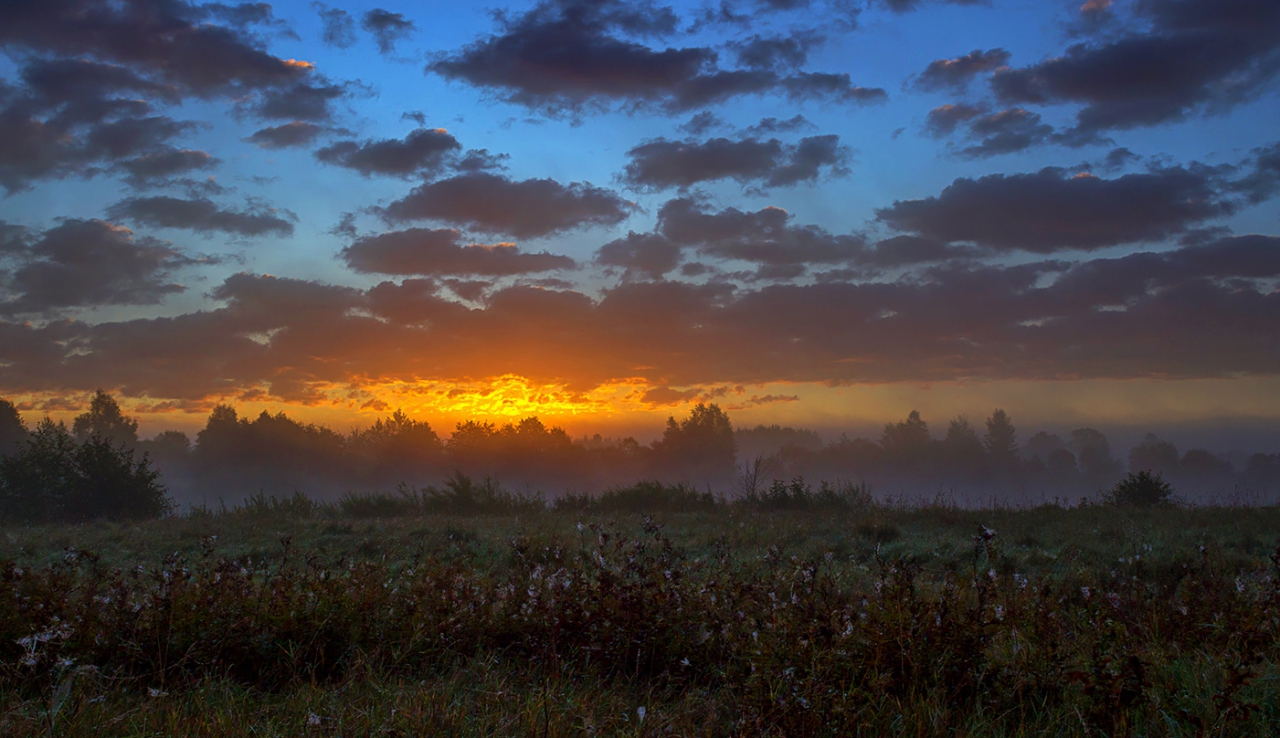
[1, 0, 1278, 445]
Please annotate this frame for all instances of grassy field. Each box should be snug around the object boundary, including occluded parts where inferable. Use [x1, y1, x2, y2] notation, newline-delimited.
[2, 490, 1279, 736]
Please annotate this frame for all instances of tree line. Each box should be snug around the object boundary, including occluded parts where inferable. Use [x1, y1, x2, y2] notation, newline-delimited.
[2, 391, 1278, 522]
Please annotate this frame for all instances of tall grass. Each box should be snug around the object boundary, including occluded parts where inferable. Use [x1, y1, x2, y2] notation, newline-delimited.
[2, 503, 1278, 735]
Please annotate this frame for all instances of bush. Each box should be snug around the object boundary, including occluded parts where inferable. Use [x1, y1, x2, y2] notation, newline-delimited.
[1106, 470, 1174, 507]
[0, 419, 171, 523]
[560, 481, 719, 513]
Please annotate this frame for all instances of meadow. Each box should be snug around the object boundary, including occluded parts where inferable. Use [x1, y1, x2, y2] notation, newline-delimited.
[1, 482, 1278, 737]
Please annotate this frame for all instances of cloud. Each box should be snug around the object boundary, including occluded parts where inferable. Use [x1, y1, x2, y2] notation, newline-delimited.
[955, 108, 1056, 158]
[428, 0, 884, 114]
[1229, 141, 1280, 204]
[361, 9, 416, 55]
[117, 148, 217, 187]
[923, 103, 985, 137]
[596, 232, 683, 279]
[244, 121, 327, 149]
[731, 32, 822, 71]
[313, 2, 356, 48]
[0, 219, 200, 315]
[875, 0, 990, 12]
[913, 48, 1010, 91]
[657, 197, 867, 266]
[621, 134, 849, 189]
[877, 166, 1234, 252]
[250, 81, 346, 122]
[341, 228, 576, 276]
[0, 0, 312, 96]
[107, 196, 296, 237]
[383, 172, 635, 239]
[990, 0, 1280, 135]
[315, 128, 463, 177]
[6, 237, 1278, 403]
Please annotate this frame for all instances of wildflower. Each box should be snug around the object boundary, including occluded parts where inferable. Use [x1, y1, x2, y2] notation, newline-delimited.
[1080, 586, 1091, 600]
[637, 706, 646, 723]
[306, 713, 322, 726]
[148, 687, 168, 698]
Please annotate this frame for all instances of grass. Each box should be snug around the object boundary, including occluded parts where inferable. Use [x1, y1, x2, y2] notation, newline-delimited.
[1, 483, 1279, 736]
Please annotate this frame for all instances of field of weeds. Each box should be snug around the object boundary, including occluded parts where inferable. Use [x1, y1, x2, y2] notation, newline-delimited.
[2, 486, 1279, 736]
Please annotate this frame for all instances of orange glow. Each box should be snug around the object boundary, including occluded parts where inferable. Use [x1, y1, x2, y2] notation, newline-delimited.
[282, 59, 315, 70]
[10, 376, 1280, 441]
[357, 375, 652, 419]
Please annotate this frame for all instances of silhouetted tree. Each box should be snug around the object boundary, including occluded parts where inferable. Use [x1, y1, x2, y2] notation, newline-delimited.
[1070, 428, 1122, 484]
[1128, 434, 1179, 476]
[983, 409, 1018, 472]
[66, 434, 170, 521]
[349, 409, 442, 481]
[1178, 448, 1232, 478]
[0, 419, 77, 522]
[0, 417, 169, 523]
[881, 410, 932, 468]
[1046, 448, 1079, 479]
[652, 403, 736, 484]
[1244, 453, 1280, 491]
[72, 389, 139, 446]
[0, 398, 27, 457]
[1024, 432, 1067, 463]
[942, 415, 985, 475]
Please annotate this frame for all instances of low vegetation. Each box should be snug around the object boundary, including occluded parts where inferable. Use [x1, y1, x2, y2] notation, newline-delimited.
[2, 490, 1278, 736]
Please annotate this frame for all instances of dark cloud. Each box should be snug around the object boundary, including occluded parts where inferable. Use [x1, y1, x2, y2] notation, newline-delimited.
[956, 108, 1055, 158]
[250, 81, 346, 122]
[863, 235, 985, 267]
[117, 148, 217, 187]
[732, 32, 821, 71]
[244, 121, 326, 149]
[1229, 141, 1280, 204]
[428, 0, 884, 114]
[913, 48, 1010, 91]
[779, 72, 888, 105]
[0, 0, 312, 96]
[0, 1, 327, 191]
[315, 128, 462, 177]
[1101, 147, 1140, 172]
[383, 173, 635, 239]
[201, 2, 294, 32]
[658, 198, 866, 266]
[876, 0, 990, 12]
[621, 134, 848, 189]
[107, 196, 296, 237]
[596, 232, 683, 279]
[877, 166, 1234, 252]
[21, 58, 179, 111]
[8, 236, 1278, 403]
[361, 9, 416, 55]
[313, 2, 356, 48]
[677, 111, 726, 135]
[0, 219, 200, 315]
[744, 115, 812, 135]
[991, 0, 1280, 135]
[341, 228, 575, 276]
[0, 108, 198, 193]
[923, 103, 984, 137]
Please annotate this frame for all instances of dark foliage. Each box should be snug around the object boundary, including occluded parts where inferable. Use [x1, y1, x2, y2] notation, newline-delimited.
[1108, 470, 1175, 508]
[0, 419, 170, 523]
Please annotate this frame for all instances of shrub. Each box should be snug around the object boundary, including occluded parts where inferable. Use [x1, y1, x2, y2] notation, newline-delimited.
[1107, 470, 1174, 507]
[572, 481, 719, 513]
[0, 419, 171, 523]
